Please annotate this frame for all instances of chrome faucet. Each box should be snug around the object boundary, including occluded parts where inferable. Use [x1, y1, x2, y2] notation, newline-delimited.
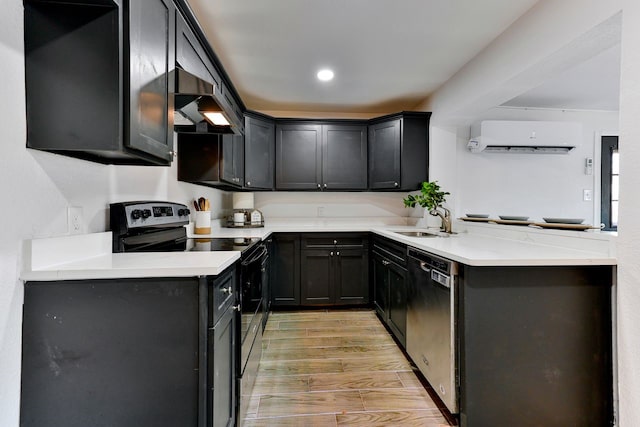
[430, 206, 452, 234]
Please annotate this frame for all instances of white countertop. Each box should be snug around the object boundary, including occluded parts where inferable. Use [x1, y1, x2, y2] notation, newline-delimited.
[21, 232, 240, 281]
[21, 220, 616, 282]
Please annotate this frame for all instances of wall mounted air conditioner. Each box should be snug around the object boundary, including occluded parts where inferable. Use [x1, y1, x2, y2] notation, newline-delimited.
[468, 120, 581, 154]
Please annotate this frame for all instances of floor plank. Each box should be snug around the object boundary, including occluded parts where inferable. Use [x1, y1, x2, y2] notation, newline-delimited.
[244, 309, 451, 426]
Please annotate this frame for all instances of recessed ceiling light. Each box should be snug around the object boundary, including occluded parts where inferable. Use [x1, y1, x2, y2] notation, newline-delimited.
[317, 69, 334, 81]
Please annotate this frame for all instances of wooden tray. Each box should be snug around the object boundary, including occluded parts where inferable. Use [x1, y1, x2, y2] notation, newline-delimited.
[459, 217, 495, 223]
[492, 219, 534, 226]
[531, 222, 602, 231]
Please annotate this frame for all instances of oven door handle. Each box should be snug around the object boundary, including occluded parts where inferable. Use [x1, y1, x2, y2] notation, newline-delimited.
[241, 246, 268, 267]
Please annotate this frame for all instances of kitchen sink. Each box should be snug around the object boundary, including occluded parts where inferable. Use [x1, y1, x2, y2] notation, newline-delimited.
[394, 231, 441, 238]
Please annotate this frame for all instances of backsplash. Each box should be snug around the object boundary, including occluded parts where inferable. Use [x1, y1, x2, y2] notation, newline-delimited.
[254, 192, 410, 223]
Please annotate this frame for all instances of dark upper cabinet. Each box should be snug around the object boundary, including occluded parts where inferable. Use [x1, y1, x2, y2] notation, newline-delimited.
[275, 123, 323, 190]
[245, 113, 275, 190]
[368, 119, 401, 189]
[368, 112, 430, 190]
[322, 124, 368, 190]
[175, 10, 221, 88]
[221, 134, 244, 187]
[275, 122, 368, 191]
[24, 0, 175, 165]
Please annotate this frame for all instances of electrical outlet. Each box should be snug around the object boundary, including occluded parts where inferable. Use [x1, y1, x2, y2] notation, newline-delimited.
[68, 206, 84, 234]
[583, 189, 593, 202]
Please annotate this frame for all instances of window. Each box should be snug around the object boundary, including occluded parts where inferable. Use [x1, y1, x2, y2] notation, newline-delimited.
[601, 136, 619, 231]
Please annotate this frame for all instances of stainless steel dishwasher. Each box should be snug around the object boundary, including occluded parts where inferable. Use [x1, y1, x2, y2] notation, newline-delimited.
[406, 247, 458, 414]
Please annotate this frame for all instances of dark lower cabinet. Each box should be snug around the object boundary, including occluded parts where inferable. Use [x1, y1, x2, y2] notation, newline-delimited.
[334, 248, 370, 304]
[21, 278, 201, 427]
[372, 236, 408, 347]
[300, 248, 333, 304]
[299, 233, 369, 306]
[458, 265, 614, 427]
[271, 233, 369, 307]
[210, 299, 236, 427]
[271, 234, 301, 306]
[21, 270, 239, 427]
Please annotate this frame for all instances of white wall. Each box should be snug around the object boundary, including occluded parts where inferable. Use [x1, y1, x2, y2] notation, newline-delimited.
[456, 108, 618, 224]
[616, 0, 640, 425]
[0, 3, 228, 424]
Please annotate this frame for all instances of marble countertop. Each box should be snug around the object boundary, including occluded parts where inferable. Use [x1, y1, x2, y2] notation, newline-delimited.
[21, 220, 616, 282]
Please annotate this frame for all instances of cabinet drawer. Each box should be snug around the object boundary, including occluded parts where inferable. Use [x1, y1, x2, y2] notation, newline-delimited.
[209, 267, 236, 326]
[302, 233, 368, 249]
[372, 236, 407, 266]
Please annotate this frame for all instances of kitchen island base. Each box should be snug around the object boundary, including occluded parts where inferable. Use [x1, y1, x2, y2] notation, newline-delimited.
[459, 265, 614, 427]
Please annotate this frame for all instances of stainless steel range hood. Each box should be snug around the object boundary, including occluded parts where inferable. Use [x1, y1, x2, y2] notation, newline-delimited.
[173, 67, 242, 135]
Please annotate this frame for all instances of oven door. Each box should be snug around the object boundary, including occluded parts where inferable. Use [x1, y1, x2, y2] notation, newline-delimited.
[239, 245, 266, 372]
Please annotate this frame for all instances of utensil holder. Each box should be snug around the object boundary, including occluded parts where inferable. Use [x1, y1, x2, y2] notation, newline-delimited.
[194, 211, 211, 235]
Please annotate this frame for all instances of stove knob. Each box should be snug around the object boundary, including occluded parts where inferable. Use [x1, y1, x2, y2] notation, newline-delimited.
[131, 209, 142, 220]
[185, 208, 191, 216]
[142, 209, 151, 218]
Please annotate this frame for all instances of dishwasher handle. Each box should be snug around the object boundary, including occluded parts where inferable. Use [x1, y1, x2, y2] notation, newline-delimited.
[419, 261, 431, 273]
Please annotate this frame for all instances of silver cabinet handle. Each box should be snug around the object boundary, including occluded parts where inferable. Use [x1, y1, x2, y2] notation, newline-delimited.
[247, 181, 251, 186]
[233, 305, 241, 312]
[221, 287, 233, 295]
[317, 183, 321, 189]
[336, 251, 340, 256]
[333, 240, 337, 245]
[394, 182, 399, 187]
[168, 150, 177, 158]
[324, 183, 327, 188]
[330, 251, 334, 256]
[382, 260, 390, 266]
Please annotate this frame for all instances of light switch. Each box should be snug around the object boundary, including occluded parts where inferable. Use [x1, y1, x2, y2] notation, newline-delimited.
[583, 189, 592, 201]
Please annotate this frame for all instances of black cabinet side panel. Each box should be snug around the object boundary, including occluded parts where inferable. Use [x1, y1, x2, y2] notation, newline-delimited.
[24, 3, 121, 152]
[459, 266, 613, 427]
[21, 278, 200, 427]
[400, 115, 429, 190]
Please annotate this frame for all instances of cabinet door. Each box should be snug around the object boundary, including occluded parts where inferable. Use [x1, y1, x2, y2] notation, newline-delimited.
[335, 248, 369, 304]
[271, 234, 300, 306]
[127, 0, 175, 163]
[175, 11, 221, 87]
[245, 115, 275, 190]
[210, 305, 236, 427]
[221, 134, 244, 186]
[322, 124, 368, 190]
[368, 119, 401, 189]
[387, 262, 407, 348]
[300, 249, 333, 305]
[275, 124, 322, 190]
[372, 253, 389, 319]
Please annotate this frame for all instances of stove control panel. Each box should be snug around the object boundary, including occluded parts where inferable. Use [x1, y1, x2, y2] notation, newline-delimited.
[118, 202, 190, 228]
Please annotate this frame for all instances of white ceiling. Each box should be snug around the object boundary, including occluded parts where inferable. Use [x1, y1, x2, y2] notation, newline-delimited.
[501, 43, 621, 111]
[187, 0, 540, 113]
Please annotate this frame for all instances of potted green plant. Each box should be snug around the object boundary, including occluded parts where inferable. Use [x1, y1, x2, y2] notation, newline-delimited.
[403, 181, 453, 233]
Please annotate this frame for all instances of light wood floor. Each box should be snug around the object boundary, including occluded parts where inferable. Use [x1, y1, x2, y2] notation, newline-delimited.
[243, 309, 451, 426]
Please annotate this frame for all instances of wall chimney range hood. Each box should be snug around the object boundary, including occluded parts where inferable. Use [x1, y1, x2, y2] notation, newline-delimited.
[468, 120, 580, 154]
[174, 67, 242, 135]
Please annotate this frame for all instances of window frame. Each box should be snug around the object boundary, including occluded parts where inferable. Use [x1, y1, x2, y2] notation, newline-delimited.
[600, 136, 619, 231]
